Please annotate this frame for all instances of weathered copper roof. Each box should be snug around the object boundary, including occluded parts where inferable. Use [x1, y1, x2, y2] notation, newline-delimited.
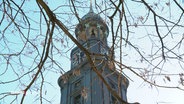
[75, 7, 109, 42]
[81, 10, 102, 21]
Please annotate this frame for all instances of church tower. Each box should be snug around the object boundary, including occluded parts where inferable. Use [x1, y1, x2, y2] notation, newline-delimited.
[58, 2, 129, 104]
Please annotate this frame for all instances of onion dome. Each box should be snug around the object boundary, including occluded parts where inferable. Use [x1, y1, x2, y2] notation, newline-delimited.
[75, 7, 109, 43]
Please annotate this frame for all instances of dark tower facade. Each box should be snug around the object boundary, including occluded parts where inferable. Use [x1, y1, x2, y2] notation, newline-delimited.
[58, 6, 129, 104]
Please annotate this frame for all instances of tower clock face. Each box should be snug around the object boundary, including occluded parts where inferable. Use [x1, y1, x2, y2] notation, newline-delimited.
[72, 50, 86, 67]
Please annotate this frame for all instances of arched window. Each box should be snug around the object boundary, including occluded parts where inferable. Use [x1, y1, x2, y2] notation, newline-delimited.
[91, 29, 95, 37]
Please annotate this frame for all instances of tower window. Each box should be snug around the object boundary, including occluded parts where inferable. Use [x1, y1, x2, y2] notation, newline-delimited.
[74, 95, 81, 104]
[91, 29, 95, 37]
[80, 51, 85, 62]
[100, 26, 105, 32]
[72, 78, 83, 91]
[75, 80, 81, 88]
[74, 94, 83, 104]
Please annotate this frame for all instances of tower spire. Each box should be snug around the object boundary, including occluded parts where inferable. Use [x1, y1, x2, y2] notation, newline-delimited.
[90, 0, 93, 12]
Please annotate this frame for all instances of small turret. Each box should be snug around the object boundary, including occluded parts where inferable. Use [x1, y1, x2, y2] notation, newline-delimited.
[75, 4, 109, 44]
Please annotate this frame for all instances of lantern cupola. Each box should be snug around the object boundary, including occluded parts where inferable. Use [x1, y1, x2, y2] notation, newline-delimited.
[75, 4, 109, 44]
